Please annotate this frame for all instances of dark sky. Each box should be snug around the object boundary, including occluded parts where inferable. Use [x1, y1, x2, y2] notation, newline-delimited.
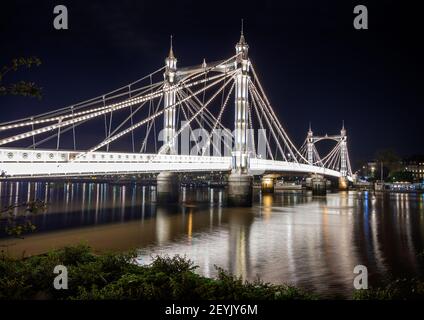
[1, 0, 423, 166]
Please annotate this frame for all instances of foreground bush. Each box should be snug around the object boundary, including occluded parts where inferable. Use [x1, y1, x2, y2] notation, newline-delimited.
[0, 245, 315, 300]
[353, 278, 424, 300]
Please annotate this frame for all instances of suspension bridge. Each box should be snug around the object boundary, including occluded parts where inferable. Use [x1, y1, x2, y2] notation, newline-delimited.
[0, 31, 353, 204]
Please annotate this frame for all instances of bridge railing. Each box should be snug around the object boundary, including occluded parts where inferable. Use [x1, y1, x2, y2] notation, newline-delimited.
[0, 148, 232, 164]
[249, 158, 342, 178]
[0, 148, 233, 178]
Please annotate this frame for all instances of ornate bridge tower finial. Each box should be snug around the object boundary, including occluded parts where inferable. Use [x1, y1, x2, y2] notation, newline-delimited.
[236, 19, 249, 60]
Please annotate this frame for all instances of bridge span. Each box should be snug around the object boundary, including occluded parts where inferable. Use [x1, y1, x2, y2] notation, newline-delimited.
[0, 29, 354, 205]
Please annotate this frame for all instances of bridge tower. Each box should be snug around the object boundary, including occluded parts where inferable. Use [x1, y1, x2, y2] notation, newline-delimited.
[228, 25, 253, 206]
[307, 123, 314, 165]
[340, 123, 347, 176]
[163, 36, 177, 155]
[233, 28, 250, 173]
[156, 37, 179, 202]
[339, 122, 348, 190]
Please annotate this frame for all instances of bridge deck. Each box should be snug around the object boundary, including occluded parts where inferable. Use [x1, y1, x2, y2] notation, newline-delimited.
[0, 148, 348, 180]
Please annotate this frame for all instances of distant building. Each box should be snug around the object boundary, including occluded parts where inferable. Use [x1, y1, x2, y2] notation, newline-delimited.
[359, 161, 378, 180]
[402, 155, 424, 182]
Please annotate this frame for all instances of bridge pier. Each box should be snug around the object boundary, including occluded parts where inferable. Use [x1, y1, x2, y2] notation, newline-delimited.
[312, 175, 327, 196]
[227, 173, 253, 207]
[261, 176, 274, 193]
[338, 176, 348, 191]
[156, 172, 179, 203]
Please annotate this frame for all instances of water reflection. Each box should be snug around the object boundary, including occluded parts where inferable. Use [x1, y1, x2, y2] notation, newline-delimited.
[0, 181, 423, 298]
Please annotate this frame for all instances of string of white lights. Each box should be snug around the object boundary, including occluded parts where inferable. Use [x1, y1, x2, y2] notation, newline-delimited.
[200, 82, 235, 156]
[249, 83, 304, 162]
[322, 142, 342, 167]
[183, 87, 233, 137]
[249, 85, 288, 161]
[247, 96, 256, 157]
[178, 88, 234, 152]
[312, 145, 323, 166]
[177, 90, 232, 156]
[326, 143, 342, 170]
[0, 67, 166, 128]
[250, 64, 308, 163]
[157, 72, 236, 155]
[79, 70, 236, 156]
[176, 91, 203, 155]
[179, 90, 234, 155]
[139, 95, 163, 153]
[250, 88, 274, 160]
[0, 73, 229, 146]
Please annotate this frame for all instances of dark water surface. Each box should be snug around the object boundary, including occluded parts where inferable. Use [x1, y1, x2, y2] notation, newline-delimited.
[1, 181, 423, 298]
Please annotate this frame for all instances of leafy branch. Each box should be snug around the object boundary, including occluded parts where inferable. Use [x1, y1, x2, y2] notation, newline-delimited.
[0, 56, 45, 240]
[0, 57, 42, 99]
[0, 200, 46, 238]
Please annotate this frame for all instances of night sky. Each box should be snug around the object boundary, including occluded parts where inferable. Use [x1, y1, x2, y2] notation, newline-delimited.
[1, 0, 423, 167]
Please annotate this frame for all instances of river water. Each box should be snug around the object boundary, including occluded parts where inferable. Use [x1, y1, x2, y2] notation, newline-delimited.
[0, 181, 423, 298]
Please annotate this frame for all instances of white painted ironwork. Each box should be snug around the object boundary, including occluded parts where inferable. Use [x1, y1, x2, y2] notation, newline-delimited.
[0, 33, 353, 181]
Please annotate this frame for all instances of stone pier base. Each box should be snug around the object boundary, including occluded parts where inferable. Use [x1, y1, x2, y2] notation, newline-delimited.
[156, 172, 179, 203]
[312, 175, 327, 196]
[227, 173, 253, 207]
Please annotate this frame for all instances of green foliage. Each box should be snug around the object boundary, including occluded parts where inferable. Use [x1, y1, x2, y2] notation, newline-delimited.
[388, 171, 414, 183]
[0, 56, 45, 238]
[0, 57, 42, 99]
[353, 278, 424, 300]
[0, 245, 315, 300]
[375, 149, 401, 178]
[5, 80, 42, 98]
[0, 200, 46, 238]
[2, 245, 423, 300]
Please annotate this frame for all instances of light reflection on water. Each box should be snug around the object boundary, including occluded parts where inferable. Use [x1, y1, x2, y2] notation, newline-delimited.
[0, 181, 423, 298]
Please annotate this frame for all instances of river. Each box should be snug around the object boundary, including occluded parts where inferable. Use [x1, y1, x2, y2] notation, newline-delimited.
[0, 181, 423, 298]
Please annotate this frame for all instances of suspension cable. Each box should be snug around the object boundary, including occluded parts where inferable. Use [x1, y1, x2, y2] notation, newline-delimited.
[78, 70, 236, 156]
[140, 94, 163, 153]
[250, 89, 274, 160]
[157, 72, 235, 155]
[249, 86, 287, 161]
[178, 89, 234, 153]
[176, 92, 203, 155]
[250, 64, 307, 162]
[128, 85, 135, 152]
[72, 106, 76, 150]
[0, 73, 227, 147]
[0, 66, 166, 127]
[201, 82, 235, 156]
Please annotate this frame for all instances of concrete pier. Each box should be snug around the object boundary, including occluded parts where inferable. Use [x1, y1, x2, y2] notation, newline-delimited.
[312, 175, 327, 196]
[156, 172, 179, 203]
[227, 173, 253, 207]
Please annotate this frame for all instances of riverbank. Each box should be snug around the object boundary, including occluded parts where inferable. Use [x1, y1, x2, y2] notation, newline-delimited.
[1, 245, 423, 300]
[0, 245, 315, 300]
